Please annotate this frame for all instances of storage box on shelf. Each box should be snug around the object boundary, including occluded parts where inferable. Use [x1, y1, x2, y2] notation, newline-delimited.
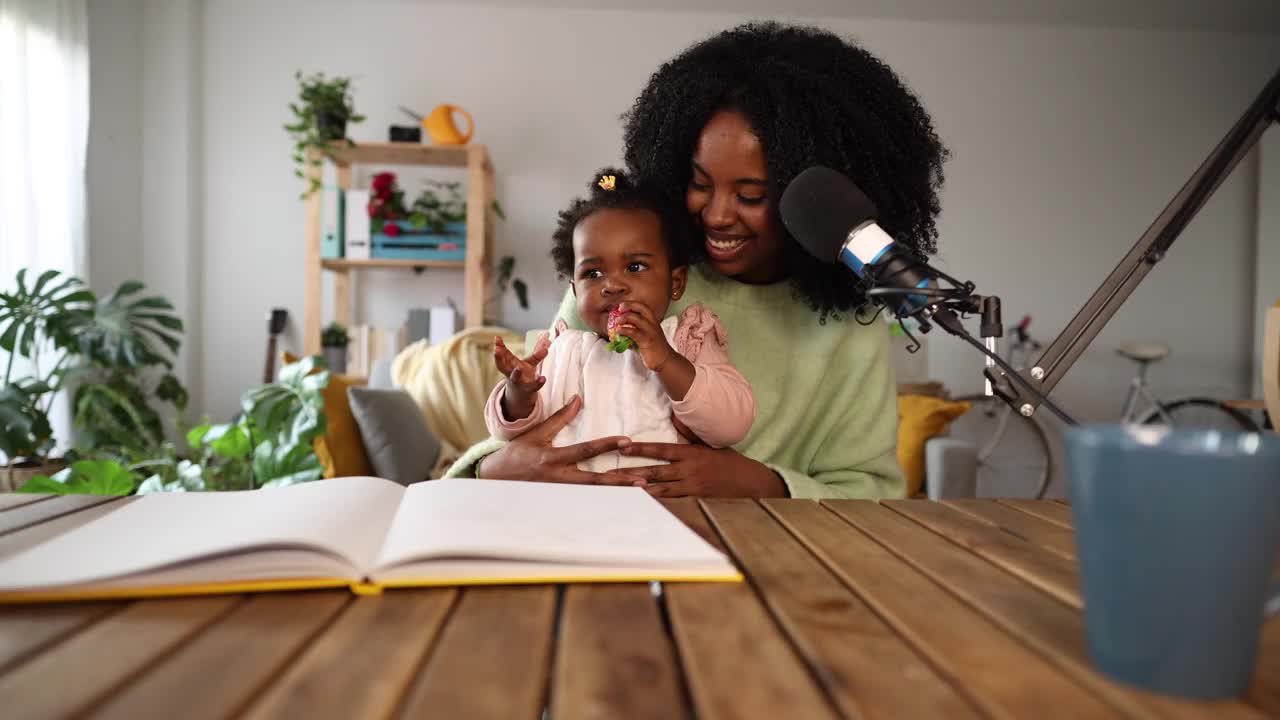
[302, 142, 495, 355]
[371, 220, 466, 261]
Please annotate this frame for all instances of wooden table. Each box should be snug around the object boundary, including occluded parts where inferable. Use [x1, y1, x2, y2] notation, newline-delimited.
[1, 493, 1277, 719]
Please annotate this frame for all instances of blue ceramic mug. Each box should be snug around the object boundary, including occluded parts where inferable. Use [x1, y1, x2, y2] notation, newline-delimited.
[1066, 424, 1280, 699]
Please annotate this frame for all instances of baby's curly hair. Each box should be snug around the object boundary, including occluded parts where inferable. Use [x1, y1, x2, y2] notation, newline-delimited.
[551, 167, 691, 279]
[622, 22, 949, 321]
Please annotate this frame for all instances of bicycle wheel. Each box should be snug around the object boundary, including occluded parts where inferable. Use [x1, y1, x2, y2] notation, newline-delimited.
[949, 394, 1054, 498]
[1137, 398, 1260, 431]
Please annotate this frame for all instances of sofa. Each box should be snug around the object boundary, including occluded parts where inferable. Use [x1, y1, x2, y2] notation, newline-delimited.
[320, 327, 979, 497]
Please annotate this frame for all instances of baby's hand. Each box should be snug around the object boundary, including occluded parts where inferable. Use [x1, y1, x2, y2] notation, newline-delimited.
[613, 302, 677, 372]
[495, 334, 548, 419]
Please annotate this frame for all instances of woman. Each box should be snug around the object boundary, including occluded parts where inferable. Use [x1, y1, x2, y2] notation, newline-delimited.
[448, 22, 948, 499]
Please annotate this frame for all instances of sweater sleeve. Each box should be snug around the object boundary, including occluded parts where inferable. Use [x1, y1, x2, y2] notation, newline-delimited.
[766, 320, 905, 500]
[669, 305, 756, 448]
[444, 289, 581, 479]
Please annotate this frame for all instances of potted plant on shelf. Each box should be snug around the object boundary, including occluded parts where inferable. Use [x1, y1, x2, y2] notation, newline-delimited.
[321, 322, 349, 373]
[284, 71, 367, 198]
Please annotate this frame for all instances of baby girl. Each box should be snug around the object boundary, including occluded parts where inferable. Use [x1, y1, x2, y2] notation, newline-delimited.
[484, 169, 756, 472]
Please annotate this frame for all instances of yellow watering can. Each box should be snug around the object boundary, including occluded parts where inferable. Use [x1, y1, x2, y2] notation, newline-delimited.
[423, 104, 474, 145]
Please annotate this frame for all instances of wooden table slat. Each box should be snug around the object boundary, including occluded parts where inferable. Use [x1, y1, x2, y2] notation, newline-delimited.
[765, 499, 1122, 719]
[89, 591, 350, 720]
[240, 589, 454, 720]
[0, 602, 124, 673]
[0, 596, 242, 720]
[661, 499, 841, 720]
[825, 501, 1266, 720]
[703, 499, 980, 720]
[998, 498, 1074, 529]
[885, 500, 1083, 608]
[661, 498, 730, 554]
[397, 586, 555, 720]
[944, 499, 1078, 559]
[0, 494, 53, 511]
[553, 584, 690, 720]
[0, 495, 120, 538]
[0, 497, 137, 562]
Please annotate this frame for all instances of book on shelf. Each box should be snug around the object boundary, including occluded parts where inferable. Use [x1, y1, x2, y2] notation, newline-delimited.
[344, 189, 371, 260]
[320, 185, 345, 259]
[0, 478, 741, 603]
[345, 324, 405, 378]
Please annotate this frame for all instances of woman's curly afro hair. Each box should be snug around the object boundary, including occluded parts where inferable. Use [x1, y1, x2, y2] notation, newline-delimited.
[551, 166, 691, 279]
[622, 22, 949, 321]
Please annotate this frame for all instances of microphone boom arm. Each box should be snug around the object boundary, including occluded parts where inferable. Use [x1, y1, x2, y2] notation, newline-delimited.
[997, 67, 1280, 418]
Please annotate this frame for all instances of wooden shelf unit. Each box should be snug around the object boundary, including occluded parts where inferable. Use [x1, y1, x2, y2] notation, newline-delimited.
[303, 142, 495, 355]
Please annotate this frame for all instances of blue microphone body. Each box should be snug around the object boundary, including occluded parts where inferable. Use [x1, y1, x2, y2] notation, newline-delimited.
[835, 222, 935, 317]
[780, 166, 937, 319]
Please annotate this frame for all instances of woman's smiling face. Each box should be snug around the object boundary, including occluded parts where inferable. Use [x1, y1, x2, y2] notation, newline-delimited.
[685, 110, 786, 284]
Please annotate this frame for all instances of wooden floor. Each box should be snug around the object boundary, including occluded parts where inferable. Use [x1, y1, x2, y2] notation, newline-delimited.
[0, 493, 1276, 719]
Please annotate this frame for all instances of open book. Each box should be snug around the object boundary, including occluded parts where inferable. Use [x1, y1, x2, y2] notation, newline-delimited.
[0, 477, 741, 603]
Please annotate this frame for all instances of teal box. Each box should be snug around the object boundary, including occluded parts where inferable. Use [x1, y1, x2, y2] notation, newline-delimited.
[321, 185, 345, 259]
[371, 221, 466, 261]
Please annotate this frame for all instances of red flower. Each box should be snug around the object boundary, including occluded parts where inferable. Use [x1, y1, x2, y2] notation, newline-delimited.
[371, 172, 396, 196]
[382, 223, 401, 237]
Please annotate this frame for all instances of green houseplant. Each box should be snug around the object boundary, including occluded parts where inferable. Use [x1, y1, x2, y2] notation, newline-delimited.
[284, 71, 366, 198]
[0, 271, 185, 488]
[23, 354, 330, 495]
[0, 270, 90, 488]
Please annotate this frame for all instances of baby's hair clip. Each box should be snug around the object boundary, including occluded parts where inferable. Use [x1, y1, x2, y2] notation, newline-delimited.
[598, 175, 616, 191]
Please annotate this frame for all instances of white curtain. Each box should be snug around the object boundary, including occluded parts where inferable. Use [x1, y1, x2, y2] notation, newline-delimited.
[0, 0, 89, 453]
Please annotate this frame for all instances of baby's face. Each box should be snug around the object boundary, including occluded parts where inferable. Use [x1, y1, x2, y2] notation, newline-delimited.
[571, 207, 678, 338]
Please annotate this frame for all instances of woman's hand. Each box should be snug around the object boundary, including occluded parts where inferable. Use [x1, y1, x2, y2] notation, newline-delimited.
[617, 443, 788, 498]
[477, 395, 636, 486]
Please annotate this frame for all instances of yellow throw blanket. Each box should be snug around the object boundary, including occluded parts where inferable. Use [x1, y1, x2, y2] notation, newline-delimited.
[392, 326, 525, 474]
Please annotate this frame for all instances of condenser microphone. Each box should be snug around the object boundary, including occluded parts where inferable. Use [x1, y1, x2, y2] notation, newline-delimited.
[779, 166, 939, 318]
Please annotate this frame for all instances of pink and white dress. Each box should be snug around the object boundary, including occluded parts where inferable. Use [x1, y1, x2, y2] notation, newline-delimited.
[484, 303, 756, 472]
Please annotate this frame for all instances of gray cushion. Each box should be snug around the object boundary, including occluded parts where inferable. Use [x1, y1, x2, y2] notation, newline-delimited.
[347, 387, 441, 485]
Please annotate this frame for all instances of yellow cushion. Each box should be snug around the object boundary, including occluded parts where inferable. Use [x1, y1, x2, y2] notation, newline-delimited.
[897, 394, 971, 497]
[282, 352, 375, 479]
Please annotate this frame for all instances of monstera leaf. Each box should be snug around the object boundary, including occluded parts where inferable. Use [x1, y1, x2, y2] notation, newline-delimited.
[0, 381, 54, 460]
[255, 441, 324, 489]
[0, 269, 94, 368]
[76, 281, 183, 369]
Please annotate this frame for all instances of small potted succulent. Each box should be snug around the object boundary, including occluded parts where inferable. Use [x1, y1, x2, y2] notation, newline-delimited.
[284, 71, 366, 197]
[320, 323, 350, 374]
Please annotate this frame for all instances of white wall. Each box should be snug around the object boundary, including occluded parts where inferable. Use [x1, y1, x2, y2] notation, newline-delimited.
[87, 0, 204, 421]
[91, 0, 1280, 425]
[139, 0, 204, 419]
[86, 0, 141, 293]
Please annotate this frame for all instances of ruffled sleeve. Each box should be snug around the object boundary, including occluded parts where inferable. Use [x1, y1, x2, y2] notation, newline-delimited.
[673, 304, 727, 360]
[669, 303, 756, 448]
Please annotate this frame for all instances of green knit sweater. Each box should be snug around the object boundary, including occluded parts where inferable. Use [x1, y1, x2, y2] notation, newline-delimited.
[445, 266, 905, 499]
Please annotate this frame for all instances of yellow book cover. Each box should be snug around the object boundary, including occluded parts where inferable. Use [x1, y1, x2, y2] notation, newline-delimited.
[0, 478, 741, 603]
